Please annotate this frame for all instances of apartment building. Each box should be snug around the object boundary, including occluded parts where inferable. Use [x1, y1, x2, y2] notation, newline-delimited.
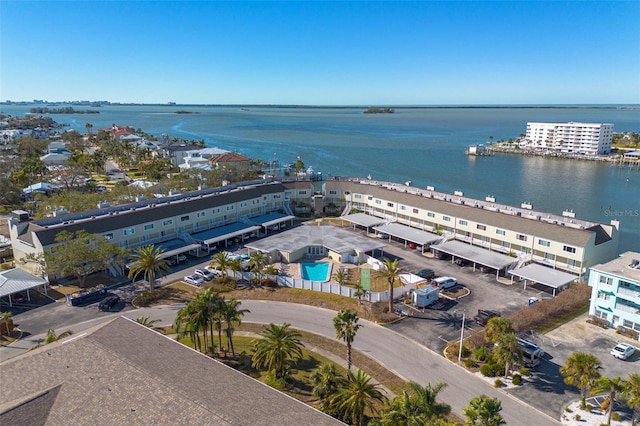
[588, 251, 640, 340]
[525, 122, 614, 155]
[323, 178, 620, 277]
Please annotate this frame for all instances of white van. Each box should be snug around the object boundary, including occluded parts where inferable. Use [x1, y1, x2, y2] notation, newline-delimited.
[432, 276, 457, 290]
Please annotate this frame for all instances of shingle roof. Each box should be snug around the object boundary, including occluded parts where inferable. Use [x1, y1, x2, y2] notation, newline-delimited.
[0, 317, 343, 425]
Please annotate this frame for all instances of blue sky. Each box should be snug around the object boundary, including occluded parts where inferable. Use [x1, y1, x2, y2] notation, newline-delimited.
[1, 1, 639, 105]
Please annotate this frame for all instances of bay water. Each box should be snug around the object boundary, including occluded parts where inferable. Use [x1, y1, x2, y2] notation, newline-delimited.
[2, 104, 639, 253]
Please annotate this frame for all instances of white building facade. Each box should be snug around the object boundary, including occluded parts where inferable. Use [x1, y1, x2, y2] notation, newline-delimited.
[588, 251, 640, 340]
[525, 122, 614, 155]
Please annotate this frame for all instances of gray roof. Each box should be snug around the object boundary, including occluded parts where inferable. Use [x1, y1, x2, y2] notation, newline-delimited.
[509, 263, 579, 289]
[250, 212, 295, 227]
[373, 223, 442, 246]
[0, 317, 342, 425]
[191, 223, 261, 245]
[590, 251, 640, 282]
[431, 240, 517, 270]
[326, 181, 610, 247]
[341, 213, 387, 228]
[246, 224, 386, 255]
[0, 268, 47, 298]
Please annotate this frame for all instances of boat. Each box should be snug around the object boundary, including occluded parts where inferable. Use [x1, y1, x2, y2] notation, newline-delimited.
[465, 144, 490, 156]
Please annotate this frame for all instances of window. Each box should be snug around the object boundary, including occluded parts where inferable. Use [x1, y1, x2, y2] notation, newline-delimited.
[212, 208, 220, 214]
[538, 239, 550, 247]
[443, 216, 451, 222]
[594, 309, 608, 320]
[367, 196, 372, 200]
[375, 200, 381, 205]
[496, 229, 505, 236]
[299, 190, 307, 195]
[516, 234, 527, 241]
[226, 205, 234, 211]
[476, 224, 486, 230]
[563, 245, 576, 254]
[124, 228, 135, 236]
[329, 190, 337, 195]
[400, 205, 406, 211]
[105, 233, 113, 240]
[459, 220, 468, 226]
[387, 202, 394, 208]
[620, 280, 634, 289]
[180, 215, 190, 222]
[144, 224, 154, 231]
[197, 211, 206, 218]
[354, 194, 362, 199]
[163, 219, 173, 226]
[599, 276, 613, 285]
[597, 291, 611, 300]
[413, 208, 419, 214]
[427, 212, 435, 218]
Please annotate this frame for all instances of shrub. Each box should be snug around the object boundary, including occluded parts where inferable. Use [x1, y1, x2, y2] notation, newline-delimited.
[565, 407, 573, 413]
[494, 378, 503, 387]
[446, 342, 471, 359]
[474, 346, 488, 361]
[518, 368, 531, 376]
[512, 374, 522, 385]
[574, 414, 581, 421]
[480, 364, 496, 377]
[464, 358, 477, 368]
[265, 371, 287, 390]
[491, 362, 505, 377]
[611, 413, 621, 422]
[261, 278, 279, 288]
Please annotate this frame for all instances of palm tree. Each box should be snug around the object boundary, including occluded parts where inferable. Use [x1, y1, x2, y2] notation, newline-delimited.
[252, 323, 304, 379]
[381, 258, 400, 314]
[333, 268, 348, 285]
[249, 251, 268, 284]
[333, 309, 362, 370]
[127, 245, 171, 294]
[353, 281, 367, 305]
[484, 317, 513, 344]
[464, 394, 505, 426]
[331, 369, 386, 426]
[375, 381, 450, 425]
[591, 376, 625, 425]
[135, 316, 161, 329]
[492, 332, 522, 377]
[560, 351, 602, 409]
[622, 373, 640, 426]
[1, 311, 14, 336]
[312, 363, 346, 414]
[44, 328, 73, 344]
[221, 298, 249, 357]
[211, 252, 230, 278]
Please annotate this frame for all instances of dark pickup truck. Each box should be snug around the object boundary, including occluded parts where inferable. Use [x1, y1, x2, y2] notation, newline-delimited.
[473, 309, 501, 326]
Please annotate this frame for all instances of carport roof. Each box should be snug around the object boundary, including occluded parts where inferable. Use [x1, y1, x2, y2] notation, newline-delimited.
[509, 263, 578, 289]
[431, 240, 516, 270]
[250, 212, 295, 227]
[373, 223, 441, 246]
[341, 213, 387, 228]
[191, 223, 261, 245]
[245, 225, 386, 255]
[0, 268, 47, 298]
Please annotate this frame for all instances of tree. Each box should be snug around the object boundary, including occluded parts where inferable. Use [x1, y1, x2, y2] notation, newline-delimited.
[353, 281, 367, 305]
[333, 309, 362, 370]
[221, 298, 249, 357]
[312, 363, 346, 414]
[127, 245, 171, 294]
[210, 252, 230, 278]
[44, 328, 73, 344]
[135, 316, 161, 329]
[249, 251, 268, 284]
[492, 332, 522, 377]
[294, 156, 305, 173]
[252, 323, 304, 379]
[331, 369, 386, 426]
[333, 268, 348, 285]
[0, 312, 13, 335]
[484, 317, 513, 344]
[591, 376, 625, 425]
[621, 373, 640, 426]
[375, 381, 450, 425]
[381, 258, 400, 314]
[464, 394, 506, 426]
[560, 352, 602, 409]
[46, 230, 128, 286]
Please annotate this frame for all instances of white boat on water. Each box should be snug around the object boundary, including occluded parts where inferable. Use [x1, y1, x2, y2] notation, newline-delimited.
[465, 144, 490, 156]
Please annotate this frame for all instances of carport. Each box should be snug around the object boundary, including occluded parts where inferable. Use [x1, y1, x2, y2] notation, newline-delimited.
[509, 263, 578, 296]
[191, 223, 261, 248]
[250, 212, 295, 234]
[340, 213, 387, 233]
[0, 268, 48, 307]
[372, 222, 441, 253]
[430, 240, 517, 279]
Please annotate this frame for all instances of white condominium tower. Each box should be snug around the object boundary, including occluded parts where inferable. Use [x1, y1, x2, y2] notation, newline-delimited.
[525, 121, 614, 155]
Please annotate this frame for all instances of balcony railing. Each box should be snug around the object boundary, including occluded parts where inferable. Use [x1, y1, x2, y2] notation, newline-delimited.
[617, 286, 640, 299]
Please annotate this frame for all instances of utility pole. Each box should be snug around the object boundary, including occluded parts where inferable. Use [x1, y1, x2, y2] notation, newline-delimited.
[458, 309, 466, 363]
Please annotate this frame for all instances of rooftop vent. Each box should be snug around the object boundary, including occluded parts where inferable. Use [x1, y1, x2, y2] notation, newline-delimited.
[630, 259, 640, 269]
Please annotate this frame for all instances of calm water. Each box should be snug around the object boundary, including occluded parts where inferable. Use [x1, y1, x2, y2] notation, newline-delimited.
[3, 104, 639, 252]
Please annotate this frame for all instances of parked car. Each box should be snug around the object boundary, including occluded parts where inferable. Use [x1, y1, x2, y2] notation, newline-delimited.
[610, 343, 636, 360]
[474, 309, 501, 326]
[415, 268, 436, 280]
[407, 242, 417, 249]
[184, 275, 204, 286]
[377, 233, 388, 239]
[432, 276, 457, 290]
[194, 268, 216, 281]
[98, 295, 120, 311]
[205, 265, 223, 276]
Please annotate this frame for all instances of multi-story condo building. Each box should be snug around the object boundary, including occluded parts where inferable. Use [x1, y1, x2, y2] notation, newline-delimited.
[9, 178, 619, 283]
[588, 251, 640, 340]
[525, 122, 614, 155]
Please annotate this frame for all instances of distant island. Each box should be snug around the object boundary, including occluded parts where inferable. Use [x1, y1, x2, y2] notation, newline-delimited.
[174, 110, 200, 114]
[29, 107, 99, 114]
[363, 107, 395, 114]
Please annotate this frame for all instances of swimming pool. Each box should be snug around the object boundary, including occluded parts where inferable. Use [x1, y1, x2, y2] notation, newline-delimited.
[300, 262, 331, 282]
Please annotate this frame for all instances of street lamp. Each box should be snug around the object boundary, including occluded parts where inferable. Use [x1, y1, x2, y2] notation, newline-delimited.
[458, 309, 466, 363]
